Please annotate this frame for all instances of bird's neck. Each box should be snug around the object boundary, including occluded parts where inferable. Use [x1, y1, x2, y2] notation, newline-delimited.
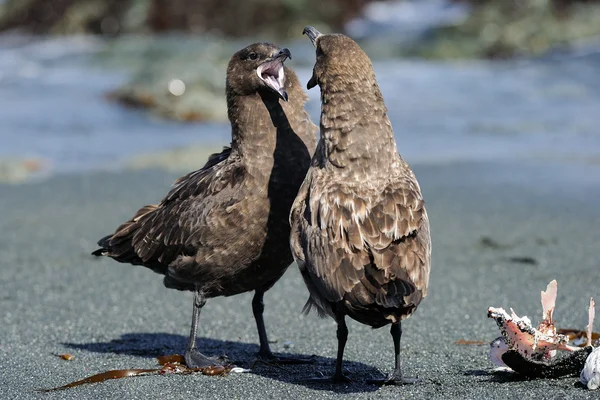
[227, 91, 314, 182]
[318, 81, 400, 178]
[228, 92, 277, 158]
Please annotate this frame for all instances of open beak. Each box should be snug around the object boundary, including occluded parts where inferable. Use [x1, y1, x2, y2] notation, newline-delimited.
[256, 48, 291, 101]
[303, 26, 322, 90]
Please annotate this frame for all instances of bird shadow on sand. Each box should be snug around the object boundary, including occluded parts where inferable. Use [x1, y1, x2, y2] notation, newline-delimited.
[64, 332, 381, 393]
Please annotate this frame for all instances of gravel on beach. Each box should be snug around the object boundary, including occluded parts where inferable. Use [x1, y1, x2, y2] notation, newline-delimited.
[1, 160, 599, 399]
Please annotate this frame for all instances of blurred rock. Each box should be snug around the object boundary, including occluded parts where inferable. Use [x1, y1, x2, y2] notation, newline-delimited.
[99, 35, 236, 122]
[0, 0, 367, 38]
[0, 0, 131, 35]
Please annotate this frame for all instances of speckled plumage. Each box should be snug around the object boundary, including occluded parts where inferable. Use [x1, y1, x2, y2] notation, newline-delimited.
[93, 42, 317, 366]
[290, 27, 431, 384]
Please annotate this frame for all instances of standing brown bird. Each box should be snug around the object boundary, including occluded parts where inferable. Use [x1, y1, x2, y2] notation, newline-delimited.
[93, 43, 317, 368]
[289, 27, 431, 385]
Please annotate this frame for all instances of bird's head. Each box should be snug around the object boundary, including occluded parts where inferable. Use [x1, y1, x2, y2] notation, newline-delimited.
[226, 42, 291, 101]
[303, 26, 375, 91]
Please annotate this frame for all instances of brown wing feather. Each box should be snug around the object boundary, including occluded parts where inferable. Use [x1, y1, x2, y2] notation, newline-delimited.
[292, 170, 431, 325]
[96, 147, 245, 271]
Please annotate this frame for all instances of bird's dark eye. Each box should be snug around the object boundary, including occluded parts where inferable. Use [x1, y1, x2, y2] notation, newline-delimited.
[248, 52, 258, 60]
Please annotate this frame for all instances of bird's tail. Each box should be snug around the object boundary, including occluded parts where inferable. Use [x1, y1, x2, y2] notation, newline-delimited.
[91, 234, 113, 256]
[302, 298, 329, 319]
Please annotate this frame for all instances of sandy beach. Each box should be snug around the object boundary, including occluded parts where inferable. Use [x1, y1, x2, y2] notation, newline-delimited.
[1, 158, 599, 399]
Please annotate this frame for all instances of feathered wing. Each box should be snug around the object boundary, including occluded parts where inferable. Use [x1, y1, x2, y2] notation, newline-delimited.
[93, 147, 245, 273]
[291, 168, 431, 324]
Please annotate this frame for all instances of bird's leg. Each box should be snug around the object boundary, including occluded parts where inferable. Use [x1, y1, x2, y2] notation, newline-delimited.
[306, 313, 351, 384]
[367, 322, 420, 385]
[252, 290, 314, 365]
[184, 290, 222, 368]
[332, 314, 351, 382]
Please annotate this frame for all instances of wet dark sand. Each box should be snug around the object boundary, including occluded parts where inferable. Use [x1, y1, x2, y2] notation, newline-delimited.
[1, 159, 599, 399]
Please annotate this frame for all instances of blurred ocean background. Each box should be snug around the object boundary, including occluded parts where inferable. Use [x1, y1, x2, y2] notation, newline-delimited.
[1, 0, 599, 182]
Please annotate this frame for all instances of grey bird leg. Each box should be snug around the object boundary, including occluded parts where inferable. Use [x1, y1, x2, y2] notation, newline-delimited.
[367, 322, 420, 385]
[184, 290, 223, 368]
[252, 290, 314, 364]
[306, 313, 351, 383]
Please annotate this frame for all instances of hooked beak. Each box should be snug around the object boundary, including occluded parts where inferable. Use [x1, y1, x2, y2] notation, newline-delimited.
[256, 48, 291, 101]
[303, 26, 322, 48]
[303, 26, 322, 90]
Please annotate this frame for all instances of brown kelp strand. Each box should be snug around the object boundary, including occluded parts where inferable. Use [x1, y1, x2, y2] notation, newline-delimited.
[38, 356, 233, 392]
[38, 368, 157, 392]
[455, 339, 488, 345]
[157, 354, 186, 365]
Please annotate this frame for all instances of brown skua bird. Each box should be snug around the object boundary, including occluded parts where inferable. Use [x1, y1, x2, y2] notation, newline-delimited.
[93, 42, 317, 368]
[290, 26, 431, 385]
